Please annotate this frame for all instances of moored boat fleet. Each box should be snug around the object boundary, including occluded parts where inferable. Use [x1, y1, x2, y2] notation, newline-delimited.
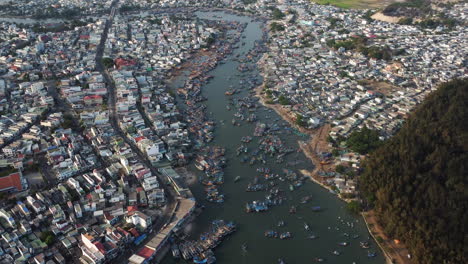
[172, 220, 237, 263]
[169, 12, 380, 263]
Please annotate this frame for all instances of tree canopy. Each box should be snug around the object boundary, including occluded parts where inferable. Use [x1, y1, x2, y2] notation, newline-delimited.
[346, 126, 382, 154]
[360, 78, 468, 264]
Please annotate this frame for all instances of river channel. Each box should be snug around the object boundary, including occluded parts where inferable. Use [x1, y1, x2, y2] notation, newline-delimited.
[166, 10, 383, 264]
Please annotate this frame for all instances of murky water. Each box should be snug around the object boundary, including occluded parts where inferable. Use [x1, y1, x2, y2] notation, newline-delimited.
[164, 11, 384, 264]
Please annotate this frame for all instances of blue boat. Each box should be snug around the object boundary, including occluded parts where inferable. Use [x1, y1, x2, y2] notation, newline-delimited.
[264, 230, 278, 238]
[280, 232, 292, 239]
[312, 206, 322, 212]
[246, 200, 268, 212]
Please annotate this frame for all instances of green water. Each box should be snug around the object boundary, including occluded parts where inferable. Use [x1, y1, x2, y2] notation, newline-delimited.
[163, 11, 384, 264]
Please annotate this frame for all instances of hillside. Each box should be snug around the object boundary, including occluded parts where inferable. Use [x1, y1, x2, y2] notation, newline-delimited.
[360, 78, 467, 264]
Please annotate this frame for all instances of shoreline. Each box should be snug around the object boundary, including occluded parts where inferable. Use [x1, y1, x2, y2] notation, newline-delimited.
[254, 52, 412, 264]
[362, 211, 413, 264]
[254, 82, 349, 200]
[255, 56, 412, 264]
[255, 82, 412, 263]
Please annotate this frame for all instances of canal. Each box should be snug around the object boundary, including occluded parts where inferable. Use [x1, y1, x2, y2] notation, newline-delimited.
[165, 11, 384, 264]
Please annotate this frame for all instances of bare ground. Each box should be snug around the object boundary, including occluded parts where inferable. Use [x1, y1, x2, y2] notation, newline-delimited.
[362, 211, 414, 264]
[360, 79, 401, 96]
[371, 12, 403, 23]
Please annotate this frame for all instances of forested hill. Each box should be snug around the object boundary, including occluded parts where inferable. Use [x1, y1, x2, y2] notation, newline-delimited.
[360, 78, 467, 264]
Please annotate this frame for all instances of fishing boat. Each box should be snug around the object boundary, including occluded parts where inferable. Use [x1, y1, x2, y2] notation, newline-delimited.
[308, 234, 318, 239]
[180, 243, 193, 260]
[332, 250, 340, 256]
[195, 163, 205, 171]
[359, 241, 370, 249]
[241, 243, 248, 252]
[314, 257, 325, 262]
[171, 244, 180, 258]
[289, 206, 296, 214]
[300, 195, 311, 204]
[338, 242, 349, 247]
[225, 89, 236, 96]
[304, 223, 310, 231]
[311, 206, 322, 212]
[279, 232, 292, 239]
[193, 249, 216, 264]
[264, 230, 278, 238]
[245, 200, 268, 212]
[234, 176, 241, 182]
[277, 220, 285, 227]
[367, 251, 377, 258]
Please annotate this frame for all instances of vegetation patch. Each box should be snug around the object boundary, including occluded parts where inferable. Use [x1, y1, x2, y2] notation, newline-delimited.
[360, 78, 468, 264]
[270, 22, 285, 32]
[346, 126, 382, 155]
[311, 0, 386, 9]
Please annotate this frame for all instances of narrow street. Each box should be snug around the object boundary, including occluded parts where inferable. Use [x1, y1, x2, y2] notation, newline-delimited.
[93, 1, 179, 260]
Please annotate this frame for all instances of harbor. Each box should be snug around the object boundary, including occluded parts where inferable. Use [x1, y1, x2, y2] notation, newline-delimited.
[164, 10, 384, 264]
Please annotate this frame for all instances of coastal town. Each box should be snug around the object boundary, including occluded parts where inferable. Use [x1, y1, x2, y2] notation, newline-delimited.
[0, 0, 466, 263]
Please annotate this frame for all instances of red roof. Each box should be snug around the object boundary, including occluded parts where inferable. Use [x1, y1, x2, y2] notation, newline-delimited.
[129, 228, 139, 237]
[137, 246, 155, 259]
[114, 58, 136, 69]
[127, 205, 138, 213]
[134, 136, 145, 142]
[104, 212, 113, 221]
[0, 173, 22, 192]
[83, 95, 103, 100]
[93, 241, 106, 254]
[117, 227, 130, 236]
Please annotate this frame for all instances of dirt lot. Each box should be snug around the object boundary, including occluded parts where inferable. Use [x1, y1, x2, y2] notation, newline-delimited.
[359, 79, 401, 96]
[363, 211, 414, 264]
[24, 171, 45, 189]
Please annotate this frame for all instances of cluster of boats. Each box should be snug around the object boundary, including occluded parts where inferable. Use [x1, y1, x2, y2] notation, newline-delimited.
[264, 230, 293, 240]
[245, 185, 284, 212]
[172, 220, 236, 263]
[245, 200, 268, 212]
[240, 136, 252, 143]
[237, 63, 253, 72]
[253, 122, 267, 136]
[195, 146, 227, 203]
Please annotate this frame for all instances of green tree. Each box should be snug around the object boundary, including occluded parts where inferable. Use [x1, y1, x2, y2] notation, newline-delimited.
[278, 95, 290, 105]
[346, 126, 382, 154]
[295, 114, 307, 127]
[271, 8, 285, 19]
[335, 165, 346, 174]
[270, 22, 285, 32]
[360, 78, 468, 264]
[346, 201, 361, 214]
[102, 57, 114, 69]
[40, 231, 56, 246]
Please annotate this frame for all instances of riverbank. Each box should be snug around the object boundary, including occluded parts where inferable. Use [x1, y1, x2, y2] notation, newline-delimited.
[255, 84, 339, 195]
[362, 211, 413, 264]
[256, 83, 412, 263]
[255, 81, 415, 262]
[163, 9, 385, 264]
[255, 40, 414, 264]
